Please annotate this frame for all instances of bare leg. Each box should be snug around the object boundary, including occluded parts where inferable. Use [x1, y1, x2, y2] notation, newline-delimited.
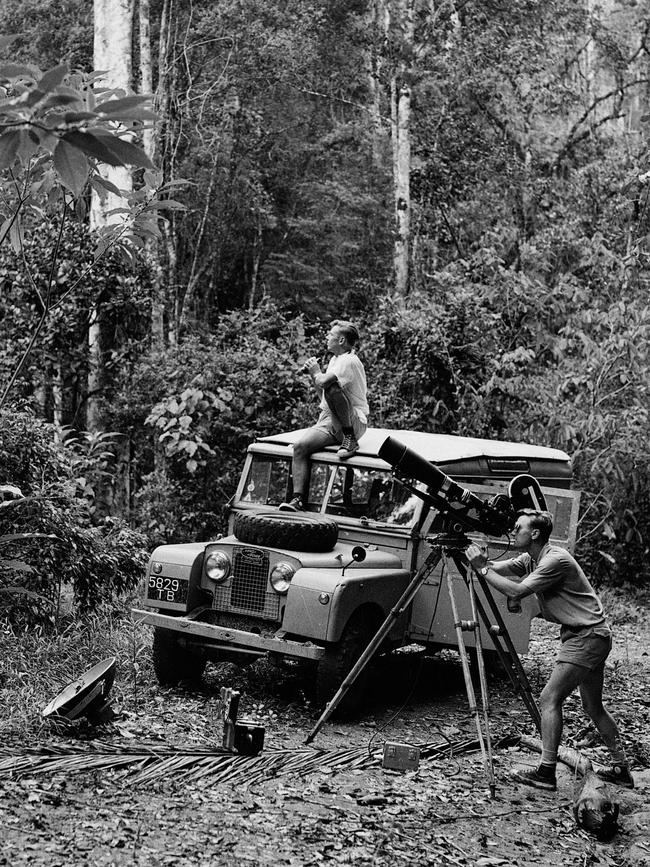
[323, 382, 353, 429]
[579, 665, 624, 754]
[291, 427, 336, 500]
[538, 662, 587, 758]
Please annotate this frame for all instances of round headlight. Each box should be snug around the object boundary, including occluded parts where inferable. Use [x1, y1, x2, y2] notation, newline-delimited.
[205, 550, 230, 583]
[270, 561, 295, 594]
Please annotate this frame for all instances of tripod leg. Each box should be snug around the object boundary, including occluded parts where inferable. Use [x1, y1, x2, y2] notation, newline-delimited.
[475, 573, 542, 732]
[305, 550, 443, 744]
[467, 573, 496, 798]
[454, 555, 541, 733]
[445, 565, 491, 791]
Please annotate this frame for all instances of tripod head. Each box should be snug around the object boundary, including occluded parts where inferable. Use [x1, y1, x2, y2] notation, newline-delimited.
[427, 530, 473, 551]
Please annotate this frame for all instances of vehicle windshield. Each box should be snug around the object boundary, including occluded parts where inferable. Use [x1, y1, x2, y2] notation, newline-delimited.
[239, 455, 420, 527]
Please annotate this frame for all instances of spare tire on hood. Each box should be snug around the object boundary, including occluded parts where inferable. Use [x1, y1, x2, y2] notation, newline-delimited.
[233, 511, 338, 553]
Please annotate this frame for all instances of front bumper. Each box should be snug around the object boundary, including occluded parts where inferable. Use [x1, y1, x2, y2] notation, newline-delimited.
[132, 608, 326, 661]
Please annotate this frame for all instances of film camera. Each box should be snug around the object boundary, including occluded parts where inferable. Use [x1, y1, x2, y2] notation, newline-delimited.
[378, 436, 547, 540]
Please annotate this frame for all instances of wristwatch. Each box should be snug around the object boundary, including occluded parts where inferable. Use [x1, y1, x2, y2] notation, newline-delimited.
[478, 566, 489, 576]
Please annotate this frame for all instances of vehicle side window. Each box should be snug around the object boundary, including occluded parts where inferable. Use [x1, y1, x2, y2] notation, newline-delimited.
[326, 467, 419, 525]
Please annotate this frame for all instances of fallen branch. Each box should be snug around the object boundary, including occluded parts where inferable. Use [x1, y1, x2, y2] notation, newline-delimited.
[518, 734, 619, 839]
[518, 734, 593, 776]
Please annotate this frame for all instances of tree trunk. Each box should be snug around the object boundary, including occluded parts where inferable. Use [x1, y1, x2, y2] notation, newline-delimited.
[139, 0, 153, 157]
[139, 0, 164, 344]
[249, 210, 263, 311]
[368, 0, 388, 170]
[88, 0, 134, 517]
[88, 0, 133, 431]
[392, 78, 411, 295]
[147, 0, 174, 347]
[389, 0, 414, 296]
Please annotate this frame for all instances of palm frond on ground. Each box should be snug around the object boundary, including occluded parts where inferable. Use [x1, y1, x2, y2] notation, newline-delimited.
[0, 735, 483, 786]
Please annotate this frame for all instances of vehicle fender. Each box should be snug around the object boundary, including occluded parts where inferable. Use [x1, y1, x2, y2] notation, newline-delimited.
[282, 567, 411, 643]
[144, 542, 207, 612]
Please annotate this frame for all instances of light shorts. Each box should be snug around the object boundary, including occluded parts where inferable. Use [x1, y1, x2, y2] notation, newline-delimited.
[313, 408, 367, 444]
[557, 624, 612, 671]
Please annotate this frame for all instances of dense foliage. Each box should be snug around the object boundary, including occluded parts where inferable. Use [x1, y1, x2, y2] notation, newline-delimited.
[1, 0, 649, 629]
[0, 410, 147, 627]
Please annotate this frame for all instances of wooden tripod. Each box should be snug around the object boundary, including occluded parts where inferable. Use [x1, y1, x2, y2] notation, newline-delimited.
[305, 534, 542, 783]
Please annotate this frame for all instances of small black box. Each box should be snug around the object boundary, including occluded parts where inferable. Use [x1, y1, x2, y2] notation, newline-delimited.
[234, 721, 265, 756]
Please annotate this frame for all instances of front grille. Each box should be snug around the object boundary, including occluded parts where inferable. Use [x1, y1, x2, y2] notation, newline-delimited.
[211, 546, 281, 621]
[232, 547, 268, 610]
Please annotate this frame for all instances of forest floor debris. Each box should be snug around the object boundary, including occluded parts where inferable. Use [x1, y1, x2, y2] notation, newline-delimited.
[1, 586, 649, 866]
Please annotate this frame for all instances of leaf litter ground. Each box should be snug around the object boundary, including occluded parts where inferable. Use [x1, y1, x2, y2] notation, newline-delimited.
[1, 586, 649, 867]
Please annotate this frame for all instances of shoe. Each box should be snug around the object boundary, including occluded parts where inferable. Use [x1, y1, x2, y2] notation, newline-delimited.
[597, 765, 635, 789]
[279, 497, 303, 512]
[511, 766, 557, 791]
[337, 434, 359, 460]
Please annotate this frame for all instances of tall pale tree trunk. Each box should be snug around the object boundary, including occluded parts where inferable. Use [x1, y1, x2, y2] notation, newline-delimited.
[88, 0, 134, 516]
[88, 0, 133, 431]
[389, 0, 414, 296]
[367, 0, 389, 169]
[139, 0, 153, 158]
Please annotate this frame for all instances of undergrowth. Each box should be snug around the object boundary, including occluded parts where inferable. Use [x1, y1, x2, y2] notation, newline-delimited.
[0, 598, 151, 744]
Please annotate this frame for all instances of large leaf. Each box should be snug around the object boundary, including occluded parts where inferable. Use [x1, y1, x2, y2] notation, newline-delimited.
[0, 63, 35, 80]
[0, 533, 60, 546]
[95, 108, 157, 121]
[63, 111, 98, 123]
[38, 63, 69, 92]
[0, 129, 20, 170]
[96, 95, 152, 114]
[0, 216, 12, 244]
[62, 130, 124, 167]
[53, 138, 89, 196]
[9, 217, 22, 254]
[94, 133, 153, 169]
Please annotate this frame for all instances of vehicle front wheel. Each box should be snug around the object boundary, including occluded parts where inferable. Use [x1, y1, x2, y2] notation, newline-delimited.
[315, 613, 378, 717]
[152, 627, 207, 686]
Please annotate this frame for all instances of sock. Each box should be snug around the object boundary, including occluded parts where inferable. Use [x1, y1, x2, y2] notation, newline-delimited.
[341, 426, 353, 436]
[608, 737, 628, 767]
[541, 749, 557, 765]
[540, 749, 557, 774]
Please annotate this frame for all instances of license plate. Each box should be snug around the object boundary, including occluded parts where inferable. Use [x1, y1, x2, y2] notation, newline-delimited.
[146, 575, 189, 604]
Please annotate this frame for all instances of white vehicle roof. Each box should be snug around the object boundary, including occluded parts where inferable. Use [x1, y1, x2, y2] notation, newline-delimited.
[257, 427, 570, 465]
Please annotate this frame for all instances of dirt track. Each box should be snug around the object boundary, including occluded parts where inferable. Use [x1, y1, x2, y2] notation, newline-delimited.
[1, 590, 649, 866]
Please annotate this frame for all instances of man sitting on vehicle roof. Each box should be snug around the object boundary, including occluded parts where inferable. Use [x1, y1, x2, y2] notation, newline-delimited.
[281, 320, 369, 512]
[467, 510, 634, 792]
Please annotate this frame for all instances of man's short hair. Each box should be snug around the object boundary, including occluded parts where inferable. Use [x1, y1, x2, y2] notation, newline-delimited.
[332, 319, 359, 347]
[519, 509, 553, 543]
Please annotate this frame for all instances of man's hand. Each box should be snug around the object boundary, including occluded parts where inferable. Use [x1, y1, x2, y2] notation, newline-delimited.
[466, 543, 488, 571]
[302, 356, 321, 377]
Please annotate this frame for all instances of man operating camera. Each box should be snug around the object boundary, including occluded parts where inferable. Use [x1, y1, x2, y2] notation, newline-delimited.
[466, 510, 634, 792]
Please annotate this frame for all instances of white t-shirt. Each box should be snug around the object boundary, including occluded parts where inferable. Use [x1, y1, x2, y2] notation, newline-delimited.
[319, 351, 369, 423]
